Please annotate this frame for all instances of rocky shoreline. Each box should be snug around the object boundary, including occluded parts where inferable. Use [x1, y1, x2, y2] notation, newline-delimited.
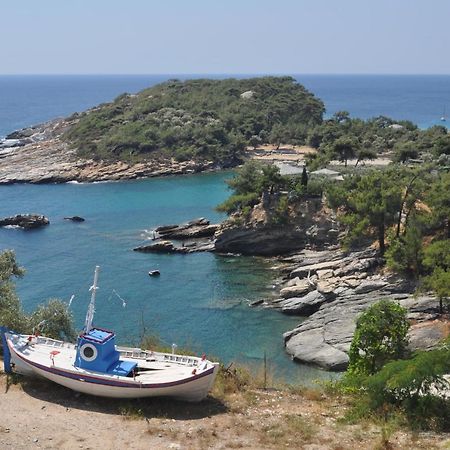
[263, 247, 446, 371]
[0, 119, 217, 184]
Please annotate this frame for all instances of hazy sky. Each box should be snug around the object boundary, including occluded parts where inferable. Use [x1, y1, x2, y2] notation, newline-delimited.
[2, 0, 450, 74]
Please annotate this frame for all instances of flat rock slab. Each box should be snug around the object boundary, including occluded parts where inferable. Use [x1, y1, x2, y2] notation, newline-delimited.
[283, 294, 441, 371]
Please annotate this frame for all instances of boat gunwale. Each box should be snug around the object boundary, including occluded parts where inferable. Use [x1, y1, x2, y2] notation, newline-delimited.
[7, 336, 217, 389]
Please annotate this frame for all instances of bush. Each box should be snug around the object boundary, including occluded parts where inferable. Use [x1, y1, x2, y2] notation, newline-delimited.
[30, 298, 76, 340]
[364, 347, 450, 430]
[347, 300, 410, 377]
[0, 250, 76, 342]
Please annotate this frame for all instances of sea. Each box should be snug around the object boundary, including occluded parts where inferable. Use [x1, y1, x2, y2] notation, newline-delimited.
[1, 74, 450, 383]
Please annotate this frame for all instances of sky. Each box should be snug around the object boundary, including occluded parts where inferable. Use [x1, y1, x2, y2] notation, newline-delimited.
[1, 0, 450, 75]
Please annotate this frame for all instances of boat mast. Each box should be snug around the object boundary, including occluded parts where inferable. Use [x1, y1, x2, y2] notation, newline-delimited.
[84, 265, 100, 333]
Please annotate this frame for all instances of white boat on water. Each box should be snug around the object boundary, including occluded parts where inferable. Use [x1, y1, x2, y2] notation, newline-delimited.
[0, 266, 219, 401]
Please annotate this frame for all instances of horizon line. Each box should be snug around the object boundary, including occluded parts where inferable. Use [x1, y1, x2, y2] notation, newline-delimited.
[1, 72, 450, 77]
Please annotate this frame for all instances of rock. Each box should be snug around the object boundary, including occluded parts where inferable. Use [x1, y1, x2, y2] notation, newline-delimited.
[408, 320, 450, 351]
[279, 281, 312, 299]
[281, 290, 327, 315]
[214, 198, 338, 256]
[0, 119, 218, 185]
[133, 241, 184, 254]
[316, 278, 338, 296]
[155, 219, 219, 240]
[155, 224, 179, 233]
[0, 214, 49, 229]
[290, 260, 344, 278]
[285, 328, 349, 371]
[249, 299, 264, 307]
[283, 294, 441, 371]
[64, 216, 85, 222]
[354, 279, 388, 294]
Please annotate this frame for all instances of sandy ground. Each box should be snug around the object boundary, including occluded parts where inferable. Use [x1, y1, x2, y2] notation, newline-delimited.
[1, 373, 450, 450]
[246, 145, 315, 162]
[246, 144, 392, 167]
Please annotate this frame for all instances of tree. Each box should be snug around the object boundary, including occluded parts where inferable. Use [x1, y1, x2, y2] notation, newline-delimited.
[332, 110, 351, 123]
[30, 298, 76, 340]
[426, 269, 450, 314]
[226, 160, 263, 196]
[0, 250, 28, 332]
[0, 250, 76, 341]
[269, 123, 284, 150]
[393, 142, 419, 163]
[332, 137, 358, 167]
[217, 161, 286, 215]
[364, 347, 450, 430]
[385, 225, 423, 277]
[354, 147, 377, 167]
[301, 166, 308, 187]
[422, 239, 450, 313]
[426, 172, 450, 238]
[348, 299, 410, 376]
[249, 134, 262, 150]
[327, 169, 402, 255]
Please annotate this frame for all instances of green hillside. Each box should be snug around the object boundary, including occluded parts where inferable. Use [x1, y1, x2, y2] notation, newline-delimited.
[64, 76, 324, 165]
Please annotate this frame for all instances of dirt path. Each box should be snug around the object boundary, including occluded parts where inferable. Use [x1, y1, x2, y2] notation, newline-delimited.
[0, 373, 448, 449]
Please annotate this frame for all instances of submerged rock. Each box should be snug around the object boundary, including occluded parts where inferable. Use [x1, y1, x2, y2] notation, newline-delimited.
[64, 216, 85, 222]
[0, 214, 49, 229]
[133, 240, 187, 254]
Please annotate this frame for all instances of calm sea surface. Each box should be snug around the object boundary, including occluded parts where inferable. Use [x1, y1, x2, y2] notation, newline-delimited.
[1, 74, 450, 382]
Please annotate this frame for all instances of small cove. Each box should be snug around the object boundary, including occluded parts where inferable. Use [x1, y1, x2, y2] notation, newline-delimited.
[0, 173, 334, 384]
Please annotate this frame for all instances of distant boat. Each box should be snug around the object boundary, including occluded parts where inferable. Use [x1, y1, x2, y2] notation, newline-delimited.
[148, 270, 160, 277]
[0, 266, 218, 401]
[441, 106, 447, 122]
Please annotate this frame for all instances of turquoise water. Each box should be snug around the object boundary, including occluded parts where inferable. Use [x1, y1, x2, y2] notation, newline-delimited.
[0, 173, 331, 383]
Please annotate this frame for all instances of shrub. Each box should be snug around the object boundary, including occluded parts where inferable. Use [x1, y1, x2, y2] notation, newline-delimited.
[364, 347, 450, 430]
[347, 300, 410, 377]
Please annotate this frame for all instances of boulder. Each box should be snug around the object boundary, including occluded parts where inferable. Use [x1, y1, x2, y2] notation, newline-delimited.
[279, 281, 312, 299]
[281, 290, 327, 315]
[64, 216, 85, 222]
[0, 214, 49, 229]
[283, 293, 442, 371]
[285, 328, 349, 371]
[133, 241, 183, 254]
[354, 279, 388, 294]
[408, 320, 450, 351]
[290, 259, 345, 278]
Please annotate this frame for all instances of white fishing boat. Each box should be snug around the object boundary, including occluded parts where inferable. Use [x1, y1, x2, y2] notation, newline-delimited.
[0, 266, 219, 401]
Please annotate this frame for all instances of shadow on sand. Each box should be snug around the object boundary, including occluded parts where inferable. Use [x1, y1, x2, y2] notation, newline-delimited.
[8, 374, 228, 420]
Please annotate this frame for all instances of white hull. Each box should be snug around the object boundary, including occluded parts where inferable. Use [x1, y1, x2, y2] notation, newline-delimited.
[27, 361, 218, 401]
[5, 333, 218, 402]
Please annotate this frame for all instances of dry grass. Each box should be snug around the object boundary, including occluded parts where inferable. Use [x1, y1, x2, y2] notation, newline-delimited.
[2, 367, 450, 449]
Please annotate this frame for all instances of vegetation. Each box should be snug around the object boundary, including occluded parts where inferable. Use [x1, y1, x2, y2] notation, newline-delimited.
[0, 250, 75, 341]
[65, 77, 324, 165]
[307, 114, 450, 169]
[364, 347, 450, 430]
[347, 300, 410, 377]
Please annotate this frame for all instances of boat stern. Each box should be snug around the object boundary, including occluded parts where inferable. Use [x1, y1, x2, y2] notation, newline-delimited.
[0, 327, 12, 373]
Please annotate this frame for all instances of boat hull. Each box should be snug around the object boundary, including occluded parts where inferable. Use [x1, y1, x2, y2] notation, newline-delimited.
[5, 334, 218, 402]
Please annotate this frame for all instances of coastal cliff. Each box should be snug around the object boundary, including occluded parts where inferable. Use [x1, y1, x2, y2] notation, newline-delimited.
[0, 118, 215, 184]
[215, 194, 339, 256]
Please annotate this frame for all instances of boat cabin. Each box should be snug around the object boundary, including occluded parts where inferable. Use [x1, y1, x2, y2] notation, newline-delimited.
[75, 327, 136, 376]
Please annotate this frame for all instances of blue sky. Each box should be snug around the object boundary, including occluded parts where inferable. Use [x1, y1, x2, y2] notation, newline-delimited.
[2, 0, 450, 74]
